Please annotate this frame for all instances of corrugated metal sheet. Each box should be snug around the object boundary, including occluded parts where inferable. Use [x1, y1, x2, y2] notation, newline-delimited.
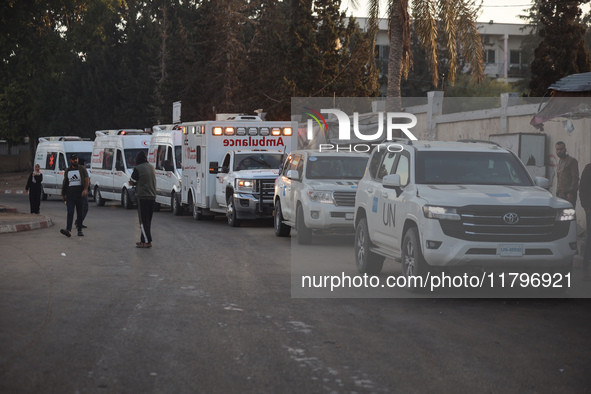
[548, 72, 591, 92]
[0, 143, 29, 156]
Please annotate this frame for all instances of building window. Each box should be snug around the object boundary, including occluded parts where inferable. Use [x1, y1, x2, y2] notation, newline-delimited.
[510, 50, 521, 66]
[486, 49, 496, 64]
[375, 45, 389, 60]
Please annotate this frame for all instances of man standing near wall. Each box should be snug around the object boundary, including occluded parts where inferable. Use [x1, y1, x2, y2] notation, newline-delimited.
[555, 141, 579, 206]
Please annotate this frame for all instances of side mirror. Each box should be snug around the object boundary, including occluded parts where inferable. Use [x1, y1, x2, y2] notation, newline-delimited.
[382, 174, 402, 197]
[286, 170, 300, 180]
[534, 176, 550, 189]
[209, 161, 219, 174]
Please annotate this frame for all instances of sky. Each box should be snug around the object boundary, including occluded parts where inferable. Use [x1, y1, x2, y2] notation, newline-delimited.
[344, 1, 587, 25]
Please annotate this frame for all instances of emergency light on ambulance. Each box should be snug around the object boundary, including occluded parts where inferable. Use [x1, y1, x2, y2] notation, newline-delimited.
[211, 126, 291, 136]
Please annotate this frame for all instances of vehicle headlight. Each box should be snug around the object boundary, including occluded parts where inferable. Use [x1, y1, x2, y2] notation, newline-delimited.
[236, 179, 254, 193]
[556, 208, 576, 221]
[307, 190, 334, 204]
[423, 205, 461, 221]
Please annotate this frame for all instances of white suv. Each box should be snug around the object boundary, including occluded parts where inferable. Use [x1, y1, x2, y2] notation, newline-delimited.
[274, 150, 369, 244]
[354, 140, 577, 289]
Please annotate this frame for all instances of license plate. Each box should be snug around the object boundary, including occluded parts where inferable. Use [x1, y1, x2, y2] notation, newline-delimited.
[345, 213, 354, 220]
[499, 244, 523, 257]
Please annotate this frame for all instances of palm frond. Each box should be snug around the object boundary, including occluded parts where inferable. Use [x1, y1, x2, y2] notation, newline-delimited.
[413, 0, 438, 86]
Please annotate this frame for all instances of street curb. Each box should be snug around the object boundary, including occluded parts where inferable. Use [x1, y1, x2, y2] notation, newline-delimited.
[0, 207, 18, 213]
[1, 190, 25, 194]
[0, 216, 53, 234]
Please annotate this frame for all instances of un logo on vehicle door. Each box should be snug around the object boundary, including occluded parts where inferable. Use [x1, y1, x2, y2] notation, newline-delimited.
[503, 213, 519, 224]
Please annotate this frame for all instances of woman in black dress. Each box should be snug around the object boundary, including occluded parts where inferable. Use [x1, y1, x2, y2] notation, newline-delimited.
[25, 164, 43, 214]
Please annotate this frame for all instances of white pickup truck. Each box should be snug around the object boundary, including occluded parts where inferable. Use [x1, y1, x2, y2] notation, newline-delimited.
[209, 150, 285, 226]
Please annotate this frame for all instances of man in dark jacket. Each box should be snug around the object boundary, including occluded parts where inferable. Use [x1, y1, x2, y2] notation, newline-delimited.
[60, 154, 90, 237]
[130, 150, 156, 248]
[555, 141, 579, 206]
[579, 163, 591, 280]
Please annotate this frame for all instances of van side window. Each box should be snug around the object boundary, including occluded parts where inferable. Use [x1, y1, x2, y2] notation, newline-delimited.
[103, 148, 114, 170]
[222, 153, 231, 172]
[116, 150, 125, 172]
[195, 146, 201, 164]
[58, 154, 67, 171]
[368, 150, 385, 180]
[46, 152, 57, 170]
[395, 153, 410, 186]
[164, 147, 174, 171]
[289, 154, 301, 179]
[175, 146, 183, 168]
[376, 152, 398, 181]
[157, 145, 166, 170]
[281, 155, 292, 176]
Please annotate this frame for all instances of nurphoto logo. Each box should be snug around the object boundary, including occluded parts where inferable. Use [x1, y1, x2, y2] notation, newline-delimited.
[305, 108, 418, 142]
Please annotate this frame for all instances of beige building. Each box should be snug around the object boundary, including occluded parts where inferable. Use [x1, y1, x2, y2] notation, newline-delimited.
[355, 18, 532, 84]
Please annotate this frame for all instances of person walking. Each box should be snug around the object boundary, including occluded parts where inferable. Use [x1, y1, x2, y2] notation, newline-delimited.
[555, 141, 579, 206]
[60, 154, 89, 237]
[580, 163, 591, 280]
[129, 151, 156, 248]
[25, 164, 43, 214]
[75, 157, 89, 229]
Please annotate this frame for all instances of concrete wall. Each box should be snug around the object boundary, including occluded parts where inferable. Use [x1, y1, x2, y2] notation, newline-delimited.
[0, 150, 30, 172]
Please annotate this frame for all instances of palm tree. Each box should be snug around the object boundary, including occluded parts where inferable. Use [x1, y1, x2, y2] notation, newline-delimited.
[363, 0, 485, 100]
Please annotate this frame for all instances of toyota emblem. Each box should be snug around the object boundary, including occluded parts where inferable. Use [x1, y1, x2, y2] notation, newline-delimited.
[503, 212, 519, 224]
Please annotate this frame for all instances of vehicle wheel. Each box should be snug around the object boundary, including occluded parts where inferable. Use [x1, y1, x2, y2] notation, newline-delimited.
[172, 192, 182, 216]
[274, 200, 291, 237]
[296, 205, 312, 245]
[154, 202, 161, 212]
[95, 186, 105, 206]
[193, 204, 204, 221]
[355, 218, 384, 275]
[226, 195, 240, 227]
[401, 227, 429, 293]
[122, 189, 133, 209]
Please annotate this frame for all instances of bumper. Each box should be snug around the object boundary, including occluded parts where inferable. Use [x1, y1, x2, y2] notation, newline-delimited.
[301, 202, 355, 231]
[419, 219, 577, 269]
[233, 193, 274, 219]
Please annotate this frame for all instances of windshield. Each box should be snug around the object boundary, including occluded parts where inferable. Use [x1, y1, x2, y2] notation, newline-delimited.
[416, 151, 533, 186]
[306, 156, 368, 180]
[234, 154, 283, 171]
[124, 148, 148, 170]
[67, 152, 92, 168]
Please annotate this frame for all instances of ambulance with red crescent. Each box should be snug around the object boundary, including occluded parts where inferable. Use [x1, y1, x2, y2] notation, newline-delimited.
[147, 125, 183, 213]
[179, 115, 296, 226]
[89, 129, 152, 209]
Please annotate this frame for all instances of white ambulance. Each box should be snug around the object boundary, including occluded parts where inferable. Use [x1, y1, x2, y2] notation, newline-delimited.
[33, 136, 93, 199]
[147, 125, 183, 213]
[89, 130, 152, 208]
[180, 115, 295, 226]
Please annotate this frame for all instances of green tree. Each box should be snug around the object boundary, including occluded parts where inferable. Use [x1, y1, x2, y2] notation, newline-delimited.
[529, 0, 591, 96]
